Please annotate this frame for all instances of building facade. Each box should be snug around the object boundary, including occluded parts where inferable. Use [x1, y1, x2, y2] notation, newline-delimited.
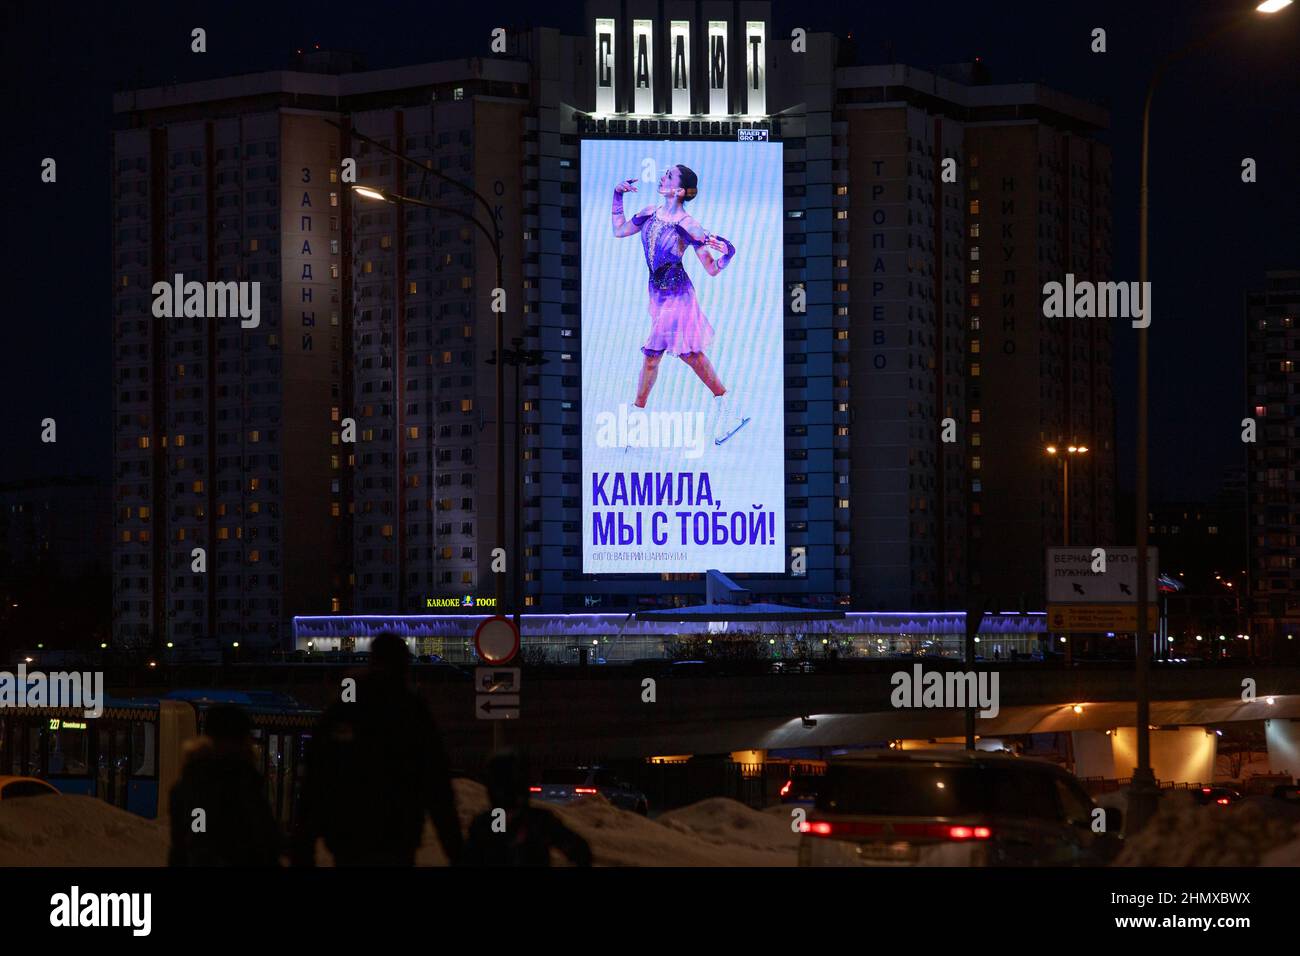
[111, 7, 1117, 650]
[1246, 270, 1300, 656]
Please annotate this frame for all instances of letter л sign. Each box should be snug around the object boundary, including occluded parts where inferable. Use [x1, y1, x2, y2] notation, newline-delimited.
[669, 20, 691, 116]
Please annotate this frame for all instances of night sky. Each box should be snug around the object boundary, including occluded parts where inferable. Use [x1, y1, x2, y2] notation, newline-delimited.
[3, 0, 1297, 505]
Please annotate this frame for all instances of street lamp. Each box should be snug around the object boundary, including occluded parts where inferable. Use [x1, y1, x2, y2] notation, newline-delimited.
[351, 175, 508, 614]
[487, 338, 549, 633]
[1130, 0, 1293, 833]
[1045, 443, 1089, 546]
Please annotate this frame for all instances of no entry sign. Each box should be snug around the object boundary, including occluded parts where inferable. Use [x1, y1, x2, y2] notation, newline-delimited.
[474, 615, 520, 665]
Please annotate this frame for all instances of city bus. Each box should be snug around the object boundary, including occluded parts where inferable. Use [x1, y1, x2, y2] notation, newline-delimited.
[0, 690, 319, 828]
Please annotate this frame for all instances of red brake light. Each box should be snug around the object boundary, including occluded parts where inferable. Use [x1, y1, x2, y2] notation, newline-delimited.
[946, 826, 991, 840]
[574, 787, 598, 794]
[1216, 797, 1230, 805]
[1201, 787, 1212, 793]
[780, 779, 793, 797]
[808, 821, 832, 835]
[528, 786, 542, 793]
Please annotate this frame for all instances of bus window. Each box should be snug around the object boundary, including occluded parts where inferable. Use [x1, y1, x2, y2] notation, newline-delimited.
[26, 725, 43, 777]
[130, 722, 157, 778]
[48, 726, 89, 775]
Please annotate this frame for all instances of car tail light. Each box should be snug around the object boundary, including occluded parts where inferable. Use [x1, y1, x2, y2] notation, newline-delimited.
[946, 826, 992, 840]
[574, 787, 598, 794]
[801, 821, 990, 840]
[528, 786, 542, 793]
[780, 779, 793, 798]
[1201, 787, 1212, 794]
[1216, 797, 1230, 805]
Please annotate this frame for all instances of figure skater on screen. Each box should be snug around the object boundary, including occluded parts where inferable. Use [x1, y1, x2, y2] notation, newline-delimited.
[611, 164, 748, 446]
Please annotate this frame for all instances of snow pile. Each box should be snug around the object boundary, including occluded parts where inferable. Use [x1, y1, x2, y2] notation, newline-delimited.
[414, 782, 798, 866]
[1114, 792, 1300, 867]
[0, 795, 168, 867]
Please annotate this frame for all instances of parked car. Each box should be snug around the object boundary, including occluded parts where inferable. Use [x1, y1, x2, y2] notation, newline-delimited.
[1193, 786, 1243, 807]
[531, 767, 649, 815]
[0, 776, 60, 800]
[798, 751, 1122, 867]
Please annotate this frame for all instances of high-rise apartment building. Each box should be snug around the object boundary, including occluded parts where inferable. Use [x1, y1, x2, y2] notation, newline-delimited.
[111, 10, 1117, 650]
[1246, 270, 1300, 655]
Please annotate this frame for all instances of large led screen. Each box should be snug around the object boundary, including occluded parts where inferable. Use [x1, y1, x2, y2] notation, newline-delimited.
[581, 138, 785, 573]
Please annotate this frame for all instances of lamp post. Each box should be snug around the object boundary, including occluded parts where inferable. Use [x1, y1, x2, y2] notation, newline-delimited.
[1129, 0, 1293, 834]
[487, 338, 549, 634]
[352, 182, 508, 616]
[1045, 444, 1089, 547]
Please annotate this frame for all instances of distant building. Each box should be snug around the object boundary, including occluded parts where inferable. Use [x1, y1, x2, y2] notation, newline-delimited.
[1246, 270, 1300, 656]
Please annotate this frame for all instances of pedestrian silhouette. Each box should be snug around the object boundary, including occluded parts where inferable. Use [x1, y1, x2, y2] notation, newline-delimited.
[168, 704, 281, 866]
[292, 632, 463, 865]
[463, 751, 593, 866]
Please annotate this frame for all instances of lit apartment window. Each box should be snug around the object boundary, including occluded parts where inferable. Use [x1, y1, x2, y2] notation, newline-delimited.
[249, 430, 259, 443]
[837, 498, 849, 509]
[381, 525, 393, 538]
[380, 236, 391, 249]
[175, 434, 186, 447]
[249, 477, 259, 491]
[968, 200, 980, 215]
[972, 457, 982, 471]
[460, 276, 472, 290]
[407, 426, 420, 439]
[453, 87, 464, 101]
[971, 363, 981, 377]
[175, 364, 185, 377]
[408, 281, 417, 294]
[248, 550, 260, 563]
[972, 433, 981, 446]
[137, 436, 150, 449]
[460, 399, 473, 413]
[363, 261, 373, 274]
[971, 340, 981, 353]
[249, 239, 259, 252]
[835, 186, 848, 196]
[836, 330, 849, 340]
[329, 192, 338, 207]
[970, 247, 980, 261]
[971, 409, 981, 423]
[969, 223, 980, 238]
[970, 316, 980, 330]
[969, 269, 980, 285]
[835, 210, 848, 220]
[329, 168, 338, 183]
[331, 502, 340, 517]
[331, 597, 341, 612]
[119, 275, 129, 287]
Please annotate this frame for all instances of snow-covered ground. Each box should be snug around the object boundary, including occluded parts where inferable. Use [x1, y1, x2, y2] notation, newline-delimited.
[0, 783, 800, 867]
[3, 784, 1297, 866]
